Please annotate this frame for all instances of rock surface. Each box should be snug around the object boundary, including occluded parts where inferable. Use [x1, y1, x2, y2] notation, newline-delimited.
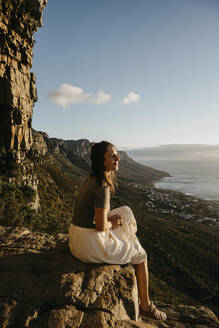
[0, 226, 218, 328]
[0, 0, 47, 211]
[0, 0, 47, 151]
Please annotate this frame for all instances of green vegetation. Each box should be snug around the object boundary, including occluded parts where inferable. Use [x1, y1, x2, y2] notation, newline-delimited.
[0, 152, 85, 233]
[0, 180, 37, 227]
[0, 148, 20, 177]
[31, 159, 80, 234]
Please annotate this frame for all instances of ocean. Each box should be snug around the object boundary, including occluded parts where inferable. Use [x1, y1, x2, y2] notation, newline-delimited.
[127, 156, 219, 201]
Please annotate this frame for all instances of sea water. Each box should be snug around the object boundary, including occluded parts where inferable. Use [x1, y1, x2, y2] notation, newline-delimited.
[132, 158, 219, 201]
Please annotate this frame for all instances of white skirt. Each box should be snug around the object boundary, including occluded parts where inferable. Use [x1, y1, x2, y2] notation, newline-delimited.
[69, 206, 147, 265]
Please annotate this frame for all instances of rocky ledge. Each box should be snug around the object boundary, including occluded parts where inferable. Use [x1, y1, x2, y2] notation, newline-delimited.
[0, 226, 218, 328]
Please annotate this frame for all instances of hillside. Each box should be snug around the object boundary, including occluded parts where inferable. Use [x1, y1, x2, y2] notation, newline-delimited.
[1, 130, 218, 319]
[113, 183, 219, 317]
[0, 130, 169, 233]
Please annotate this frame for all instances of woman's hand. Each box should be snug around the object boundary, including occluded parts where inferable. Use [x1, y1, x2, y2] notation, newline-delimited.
[108, 214, 123, 229]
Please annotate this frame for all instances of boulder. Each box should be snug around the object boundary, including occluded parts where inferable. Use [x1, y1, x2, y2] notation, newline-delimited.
[0, 226, 139, 327]
[0, 226, 218, 328]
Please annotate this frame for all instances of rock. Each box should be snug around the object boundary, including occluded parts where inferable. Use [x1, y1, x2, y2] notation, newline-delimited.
[0, 226, 218, 328]
[0, 0, 47, 211]
[30, 130, 49, 159]
[0, 226, 139, 327]
[0, 0, 47, 152]
[138, 304, 219, 328]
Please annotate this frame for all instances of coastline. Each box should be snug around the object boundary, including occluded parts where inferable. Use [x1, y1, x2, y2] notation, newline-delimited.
[125, 151, 219, 201]
[128, 181, 219, 229]
[155, 175, 219, 201]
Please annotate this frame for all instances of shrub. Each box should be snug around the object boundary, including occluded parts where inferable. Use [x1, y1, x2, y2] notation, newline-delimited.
[0, 181, 36, 227]
[0, 150, 20, 177]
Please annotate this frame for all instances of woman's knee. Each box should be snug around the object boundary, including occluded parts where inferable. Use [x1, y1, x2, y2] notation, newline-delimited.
[135, 259, 148, 269]
[108, 205, 132, 218]
[122, 205, 133, 216]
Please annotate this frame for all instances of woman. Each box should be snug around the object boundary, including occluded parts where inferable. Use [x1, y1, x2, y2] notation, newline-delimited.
[69, 141, 166, 321]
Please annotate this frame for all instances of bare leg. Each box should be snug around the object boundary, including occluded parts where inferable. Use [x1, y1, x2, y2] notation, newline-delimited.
[135, 260, 167, 320]
[135, 260, 150, 311]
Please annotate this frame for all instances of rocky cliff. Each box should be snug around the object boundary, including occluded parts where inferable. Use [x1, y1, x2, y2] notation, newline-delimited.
[0, 0, 47, 211]
[0, 225, 218, 328]
[0, 0, 47, 152]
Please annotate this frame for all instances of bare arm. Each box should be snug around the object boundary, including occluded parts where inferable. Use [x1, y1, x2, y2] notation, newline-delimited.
[95, 207, 123, 231]
[94, 207, 112, 231]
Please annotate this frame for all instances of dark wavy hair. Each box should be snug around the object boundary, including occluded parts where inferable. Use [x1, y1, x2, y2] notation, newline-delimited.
[90, 141, 117, 194]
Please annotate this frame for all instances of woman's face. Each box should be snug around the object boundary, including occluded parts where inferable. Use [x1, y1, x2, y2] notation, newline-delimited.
[104, 145, 120, 172]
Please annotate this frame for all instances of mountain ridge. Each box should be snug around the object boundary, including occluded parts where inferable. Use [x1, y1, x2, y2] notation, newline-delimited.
[31, 129, 170, 187]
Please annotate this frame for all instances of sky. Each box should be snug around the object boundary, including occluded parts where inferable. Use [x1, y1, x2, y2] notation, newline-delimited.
[32, 0, 219, 149]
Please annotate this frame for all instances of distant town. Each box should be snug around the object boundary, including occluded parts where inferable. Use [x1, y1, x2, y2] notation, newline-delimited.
[128, 183, 219, 229]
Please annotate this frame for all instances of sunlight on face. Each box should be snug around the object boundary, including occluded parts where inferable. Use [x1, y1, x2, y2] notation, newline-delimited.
[104, 145, 120, 172]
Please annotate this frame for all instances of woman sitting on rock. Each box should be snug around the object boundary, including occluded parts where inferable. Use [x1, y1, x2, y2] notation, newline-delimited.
[69, 141, 166, 321]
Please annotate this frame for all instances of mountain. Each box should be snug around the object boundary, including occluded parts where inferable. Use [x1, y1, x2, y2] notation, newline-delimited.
[32, 131, 170, 186]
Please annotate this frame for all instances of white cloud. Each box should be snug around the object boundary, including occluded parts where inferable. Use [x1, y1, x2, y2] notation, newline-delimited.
[48, 83, 112, 107]
[92, 90, 112, 104]
[122, 92, 140, 104]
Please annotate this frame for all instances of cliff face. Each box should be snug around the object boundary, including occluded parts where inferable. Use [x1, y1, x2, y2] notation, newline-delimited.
[0, 225, 218, 328]
[0, 0, 47, 152]
[0, 0, 47, 211]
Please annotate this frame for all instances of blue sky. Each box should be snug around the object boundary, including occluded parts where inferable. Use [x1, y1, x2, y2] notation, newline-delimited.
[32, 0, 219, 149]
